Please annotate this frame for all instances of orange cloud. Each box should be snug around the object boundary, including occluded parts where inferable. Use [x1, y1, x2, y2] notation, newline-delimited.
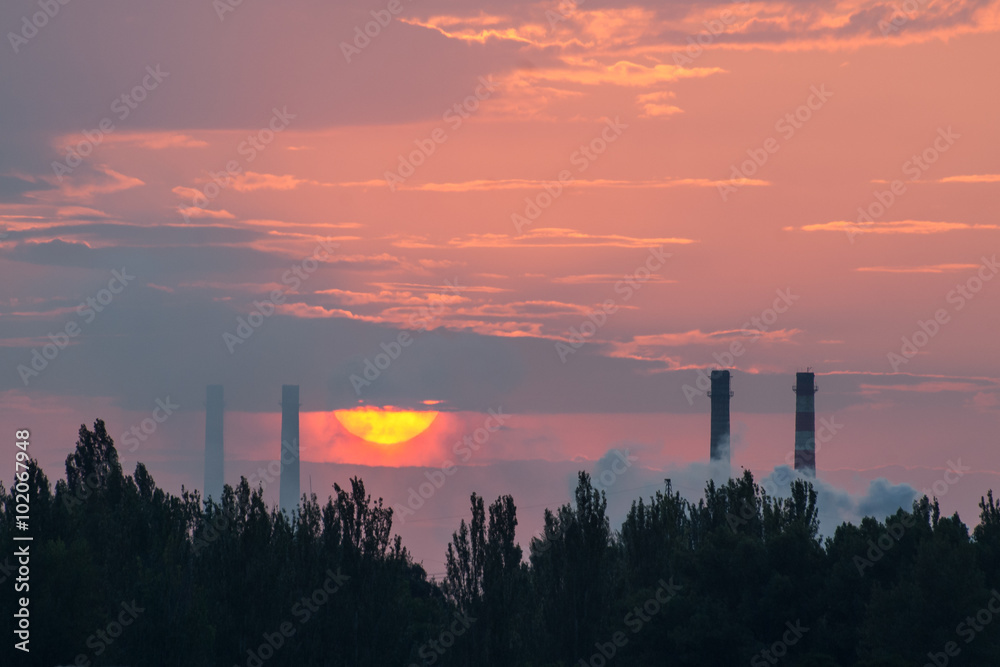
[407, 0, 1000, 61]
[793, 220, 1000, 234]
[378, 177, 762, 192]
[855, 264, 980, 273]
[102, 133, 208, 149]
[230, 172, 326, 192]
[241, 219, 362, 230]
[937, 174, 1000, 183]
[176, 207, 235, 220]
[369, 282, 508, 294]
[400, 15, 537, 45]
[36, 166, 144, 204]
[276, 303, 376, 320]
[172, 173, 331, 200]
[517, 60, 724, 87]
[171, 185, 204, 200]
[607, 328, 802, 366]
[314, 288, 468, 308]
[55, 206, 109, 220]
[444, 228, 694, 249]
[452, 300, 598, 319]
[552, 274, 676, 284]
[622, 328, 802, 348]
[636, 91, 683, 118]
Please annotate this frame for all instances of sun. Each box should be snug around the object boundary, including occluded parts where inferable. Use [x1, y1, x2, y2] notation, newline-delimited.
[334, 406, 439, 445]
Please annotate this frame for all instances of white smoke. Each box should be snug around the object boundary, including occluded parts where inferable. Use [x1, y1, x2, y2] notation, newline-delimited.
[758, 465, 917, 535]
[585, 456, 919, 538]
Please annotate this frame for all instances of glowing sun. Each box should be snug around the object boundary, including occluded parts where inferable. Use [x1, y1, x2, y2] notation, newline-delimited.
[334, 406, 439, 445]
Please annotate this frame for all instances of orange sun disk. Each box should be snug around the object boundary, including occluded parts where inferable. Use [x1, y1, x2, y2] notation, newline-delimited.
[334, 406, 439, 445]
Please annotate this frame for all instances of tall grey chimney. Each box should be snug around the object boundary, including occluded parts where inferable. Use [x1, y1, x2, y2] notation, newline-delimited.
[204, 385, 224, 501]
[794, 371, 817, 477]
[709, 370, 732, 470]
[279, 385, 300, 514]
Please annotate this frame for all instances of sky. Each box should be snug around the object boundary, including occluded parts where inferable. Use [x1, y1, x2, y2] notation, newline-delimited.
[1, 0, 999, 571]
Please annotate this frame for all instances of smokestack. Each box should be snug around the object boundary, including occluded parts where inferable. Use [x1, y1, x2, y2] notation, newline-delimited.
[279, 385, 300, 514]
[204, 385, 224, 501]
[709, 370, 732, 468]
[794, 371, 817, 477]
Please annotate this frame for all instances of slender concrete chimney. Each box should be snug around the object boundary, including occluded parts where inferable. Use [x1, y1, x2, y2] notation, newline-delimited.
[794, 371, 817, 477]
[709, 370, 732, 468]
[204, 385, 224, 501]
[279, 385, 300, 514]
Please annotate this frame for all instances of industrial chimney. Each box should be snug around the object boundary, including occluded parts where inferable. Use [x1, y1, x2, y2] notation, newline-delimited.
[279, 385, 300, 514]
[709, 370, 732, 468]
[204, 385, 224, 501]
[794, 371, 817, 477]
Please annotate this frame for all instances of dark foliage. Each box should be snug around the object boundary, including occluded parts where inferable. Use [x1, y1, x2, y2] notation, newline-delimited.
[2, 420, 999, 666]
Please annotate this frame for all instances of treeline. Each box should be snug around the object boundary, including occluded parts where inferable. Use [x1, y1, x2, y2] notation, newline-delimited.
[2, 419, 1000, 666]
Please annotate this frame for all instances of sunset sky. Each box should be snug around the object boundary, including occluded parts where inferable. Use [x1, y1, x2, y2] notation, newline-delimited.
[1, 0, 999, 570]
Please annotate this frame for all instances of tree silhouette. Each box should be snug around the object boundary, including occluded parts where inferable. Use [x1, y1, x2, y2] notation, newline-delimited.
[2, 419, 1000, 666]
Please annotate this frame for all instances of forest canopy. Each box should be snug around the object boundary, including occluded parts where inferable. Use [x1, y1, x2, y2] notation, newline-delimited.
[2, 419, 999, 666]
